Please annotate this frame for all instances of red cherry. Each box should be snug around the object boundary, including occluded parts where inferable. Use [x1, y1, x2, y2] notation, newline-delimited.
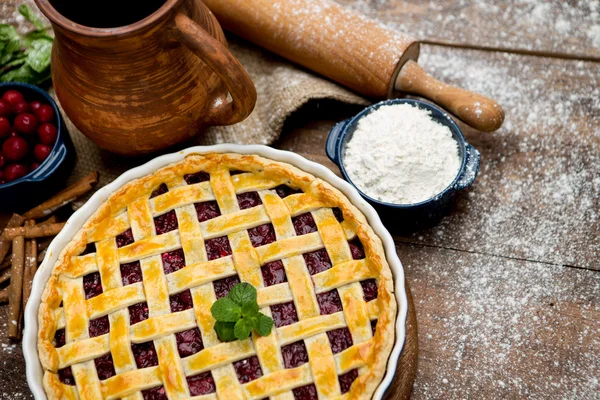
[34, 143, 52, 162]
[0, 170, 4, 181]
[12, 101, 31, 114]
[37, 123, 58, 145]
[8, 130, 18, 138]
[2, 137, 29, 162]
[2, 90, 24, 105]
[30, 162, 40, 172]
[35, 105, 54, 123]
[14, 113, 39, 135]
[0, 99, 12, 117]
[0, 117, 10, 138]
[30, 101, 42, 111]
[0, 154, 4, 168]
[4, 164, 28, 182]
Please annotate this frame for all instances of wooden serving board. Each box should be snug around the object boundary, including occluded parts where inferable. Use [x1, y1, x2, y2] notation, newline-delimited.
[385, 280, 418, 400]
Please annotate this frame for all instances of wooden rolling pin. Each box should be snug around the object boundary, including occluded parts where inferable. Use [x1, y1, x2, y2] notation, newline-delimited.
[203, 0, 504, 132]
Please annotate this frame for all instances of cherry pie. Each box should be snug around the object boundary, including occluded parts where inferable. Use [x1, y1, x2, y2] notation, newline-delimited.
[38, 153, 397, 399]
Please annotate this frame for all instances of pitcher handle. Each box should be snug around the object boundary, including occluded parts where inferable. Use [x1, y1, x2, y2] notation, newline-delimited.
[174, 12, 257, 126]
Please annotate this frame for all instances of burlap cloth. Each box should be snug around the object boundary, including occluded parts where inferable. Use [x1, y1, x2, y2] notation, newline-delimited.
[52, 34, 368, 190]
[1, 0, 368, 189]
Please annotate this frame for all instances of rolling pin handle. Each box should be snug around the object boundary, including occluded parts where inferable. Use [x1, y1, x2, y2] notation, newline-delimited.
[395, 61, 505, 132]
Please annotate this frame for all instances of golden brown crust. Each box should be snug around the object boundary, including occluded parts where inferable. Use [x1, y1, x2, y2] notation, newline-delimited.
[38, 153, 397, 399]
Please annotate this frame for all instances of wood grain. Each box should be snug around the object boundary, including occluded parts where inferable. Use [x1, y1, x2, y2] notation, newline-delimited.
[336, 0, 600, 60]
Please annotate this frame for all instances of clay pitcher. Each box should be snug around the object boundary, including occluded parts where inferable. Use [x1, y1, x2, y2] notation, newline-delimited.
[34, 0, 257, 155]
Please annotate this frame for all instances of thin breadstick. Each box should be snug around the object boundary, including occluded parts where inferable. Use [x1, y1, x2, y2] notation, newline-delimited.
[3, 222, 65, 241]
[8, 236, 25, 339]
[0, 214, 25, 265]
[23, 171, 99, 220]
[0, 268, 10, 285]
[22, 220, 38, 310]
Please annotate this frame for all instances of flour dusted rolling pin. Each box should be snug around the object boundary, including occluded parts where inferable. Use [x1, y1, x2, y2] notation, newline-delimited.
[202, 0, 504, 132]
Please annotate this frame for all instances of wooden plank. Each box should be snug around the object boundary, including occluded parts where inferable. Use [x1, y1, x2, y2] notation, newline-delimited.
[278, 44, 600, 270]
[398, 242, 600, 399]
[337, 0, 600, 60]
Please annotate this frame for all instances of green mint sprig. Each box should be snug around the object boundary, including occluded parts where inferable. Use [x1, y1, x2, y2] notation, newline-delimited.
[211, 283, 274, 342]
[0, 5, 53, 85]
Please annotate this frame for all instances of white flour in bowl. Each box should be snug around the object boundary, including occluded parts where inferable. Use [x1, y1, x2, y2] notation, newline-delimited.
[343, 103, 461, 204]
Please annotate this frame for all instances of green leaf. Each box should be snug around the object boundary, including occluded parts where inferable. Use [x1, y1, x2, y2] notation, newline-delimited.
[234, 319, 252, 340]
[0, 24, 22, 64]
[211, 298, 241, 322]
[22, 31, 53, 48]
[19, 5, 45, 31]
[214, 321, 236, 342]
[255, 313, 274, 337]
[26, 39, 52, 73]
[0, 63, 44, 84]
[228, 282, 257, 306]
[241, 301, 259, 317]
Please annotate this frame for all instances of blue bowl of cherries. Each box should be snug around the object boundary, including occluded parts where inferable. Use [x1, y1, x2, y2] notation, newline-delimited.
[0, 83, 75, 210]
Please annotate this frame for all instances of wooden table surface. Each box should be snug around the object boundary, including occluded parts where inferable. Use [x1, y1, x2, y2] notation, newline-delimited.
[1, 0, 599, 399]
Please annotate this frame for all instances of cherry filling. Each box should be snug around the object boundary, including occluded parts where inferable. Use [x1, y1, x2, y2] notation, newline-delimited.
[89, 315, 109, 337]
[129, 302, 149, 325]
[237, 191, 262, 210]
[303, 249, 332, 275]
[333, 207, 344, 223]
[195, 201, 221, 223]
[175, 327, 204, 358]
[58, 367, 75, 385]
[205, 236, 232, 261]
[161, 249, 186, 274]
[170, 289, 193, 312]
[248, 223, 276, 247]
[292, 213, 317, 236]
[293, 384, 318, 400]
[371, 319, 377, 335]
[229, 170, 245, 176]
[187, 371, 216, 396]
[142, 386, 167, 400]
[184, 171, 210, 185]
[83, 272, 103, 300]
[120, 261, 142, 285]
[275, 184, 301, 199]
[79, 242, 96, 256]
[94, 353, 116, 380]
[327, 327, 353, 354]
[316, 289, 343, 315]
[282, 340, 309, 369]
[150, 183, 169, 199]
[213, 275, 240, 299]
[349, 238, 365, 260]
[271, 301, 299, 328]
[116, 228, 134, 248]
[261, 260, 287, 286]
[154, 210, 178, 235]
[360, 279, 378, 301]
[54, 328, 66, 348]
[132, 341, 159, 368]
[233, 356, 263, 384]
[338, 369, 358, 394]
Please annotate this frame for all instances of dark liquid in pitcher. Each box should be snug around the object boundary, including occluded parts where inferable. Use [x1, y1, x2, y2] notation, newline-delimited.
[49, 0, 167, 28]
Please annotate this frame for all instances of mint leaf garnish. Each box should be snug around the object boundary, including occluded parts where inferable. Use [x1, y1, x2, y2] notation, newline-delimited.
[211, 298, 241, 322]
[256, 313, 274, 337]
[234, 319, 252, 340]
[229, 282, 257, 306]
[212, 283, 274, 342]
[214, 321, 236, 342]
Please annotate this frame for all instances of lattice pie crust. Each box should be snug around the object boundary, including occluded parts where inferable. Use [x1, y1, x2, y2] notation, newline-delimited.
[38, 153, 397, 400]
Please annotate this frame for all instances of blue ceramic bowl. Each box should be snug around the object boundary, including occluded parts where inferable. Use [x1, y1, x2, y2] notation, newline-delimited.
[0, 83, 75, 210]
[326, 99, 480, 232]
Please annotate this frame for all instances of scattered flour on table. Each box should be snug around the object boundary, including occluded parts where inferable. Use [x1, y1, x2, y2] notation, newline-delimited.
[343, 104, 461, 204]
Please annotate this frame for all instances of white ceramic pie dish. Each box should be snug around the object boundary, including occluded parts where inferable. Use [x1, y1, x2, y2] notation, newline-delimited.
[23, 144, 408, 399]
